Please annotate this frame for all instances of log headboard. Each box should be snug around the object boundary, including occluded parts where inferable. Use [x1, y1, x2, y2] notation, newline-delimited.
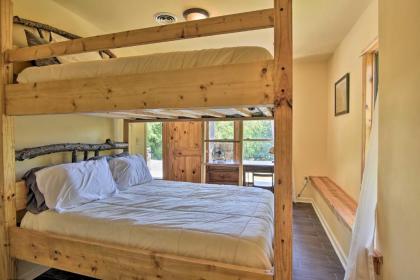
[15, 139, 129, 211]
[15, 139, 128, 162]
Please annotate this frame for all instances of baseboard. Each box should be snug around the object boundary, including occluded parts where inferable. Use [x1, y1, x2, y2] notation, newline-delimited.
[295, 197, 348, 268]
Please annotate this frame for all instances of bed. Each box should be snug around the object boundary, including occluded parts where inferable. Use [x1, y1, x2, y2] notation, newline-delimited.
[1, 1, 293, 279]
[16, 46, 274, 120]
[21, 180, 274, 270]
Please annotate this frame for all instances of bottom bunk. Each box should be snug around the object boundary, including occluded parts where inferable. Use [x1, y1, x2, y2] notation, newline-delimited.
[12, 160, 275, 279]
[10, 227, 273, 280]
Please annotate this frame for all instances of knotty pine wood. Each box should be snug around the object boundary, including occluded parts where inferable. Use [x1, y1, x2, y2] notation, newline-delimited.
[6, 60, 275, 116]
[35, 203, 345, 280]
[273, 0, 293, 279]
[309, 176, 357, 229]
[0, 0, 16, 278]
[163, 121, 203, 183]
[15, 181, 26, 212]
[6, 9, 274, 63]
[10, 227, 273, 280]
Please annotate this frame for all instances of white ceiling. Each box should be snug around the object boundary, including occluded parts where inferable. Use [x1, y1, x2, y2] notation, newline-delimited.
[53, 0, 372, 58]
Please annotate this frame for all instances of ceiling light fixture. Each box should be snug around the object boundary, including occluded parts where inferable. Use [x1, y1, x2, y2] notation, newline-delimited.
[183, 8, 210, 21]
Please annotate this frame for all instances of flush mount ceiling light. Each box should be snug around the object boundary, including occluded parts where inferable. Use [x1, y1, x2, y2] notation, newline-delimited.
[183, 8, 210, 21]
[154, 12, 178, 25]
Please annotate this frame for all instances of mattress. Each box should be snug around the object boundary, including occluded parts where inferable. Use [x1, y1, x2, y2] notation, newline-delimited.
[21, 180, 274, 269]
[17, 46, 272, 83]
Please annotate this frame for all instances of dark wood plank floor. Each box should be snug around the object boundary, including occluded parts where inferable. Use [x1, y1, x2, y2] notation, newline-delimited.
[293, 203, 345, 280]
[35, 203, 344, 280]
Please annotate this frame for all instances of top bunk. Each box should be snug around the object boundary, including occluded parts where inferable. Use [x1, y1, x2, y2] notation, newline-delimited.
[16, 45, 274, 121]
[4, 7, 286, 120]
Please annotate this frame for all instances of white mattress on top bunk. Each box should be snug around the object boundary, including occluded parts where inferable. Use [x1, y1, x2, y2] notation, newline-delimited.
[17, 46, 272, 83]
[21, 180, 274, 270]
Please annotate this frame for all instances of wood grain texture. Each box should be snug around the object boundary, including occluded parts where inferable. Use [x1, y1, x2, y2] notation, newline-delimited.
[10, 227, 273, 280]
[13, 16, 115, 59]
[15, 139, 128, 161]
[6, 60, 275, 115]
[0, 0, 16, 278]
[206, 165, 240, 185]
[273, 0, 293, 280]
[35, 203, 346, 280]
[6, 9, 274, 63]
[163, 122, 203, 183]
[15, 181, 26, 212]
[309, 176, 357, 229]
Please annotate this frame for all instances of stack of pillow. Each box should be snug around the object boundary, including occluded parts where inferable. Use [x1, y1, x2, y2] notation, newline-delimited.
[24, 154, 152, 213]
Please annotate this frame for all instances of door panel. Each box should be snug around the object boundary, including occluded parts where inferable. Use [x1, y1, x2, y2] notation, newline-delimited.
[163, 121, 203, 182]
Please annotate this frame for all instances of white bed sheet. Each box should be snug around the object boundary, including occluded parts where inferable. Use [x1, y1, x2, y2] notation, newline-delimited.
[17, 47, 272, 83]
[21, 180, 274, 269]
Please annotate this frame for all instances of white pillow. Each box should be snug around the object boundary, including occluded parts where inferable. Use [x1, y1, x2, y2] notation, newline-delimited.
[35, 158, 117, 212]
[51, 33, 103, 63]
[108, 154, 153, 189]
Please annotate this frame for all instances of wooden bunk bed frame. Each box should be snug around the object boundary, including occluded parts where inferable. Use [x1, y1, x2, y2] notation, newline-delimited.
[0, 0, 293, 279]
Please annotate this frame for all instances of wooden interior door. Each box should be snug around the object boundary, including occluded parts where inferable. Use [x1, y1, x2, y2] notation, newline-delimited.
[163, 121, 203, 182]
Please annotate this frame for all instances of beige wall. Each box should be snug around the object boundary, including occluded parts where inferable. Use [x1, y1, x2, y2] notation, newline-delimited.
[14, 0, 104, 37]
[377, 0, 420, 278]
[295, 1, 378, 265]
[129, 123, 146, 156]
[326, 0, 378, 201]
[13, 0, 119, 180]
[15, 115, 117, 178]
[293, 57, 329, 196]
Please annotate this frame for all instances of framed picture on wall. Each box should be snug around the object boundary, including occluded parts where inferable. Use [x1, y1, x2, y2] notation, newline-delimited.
[335, 73, 350, 116]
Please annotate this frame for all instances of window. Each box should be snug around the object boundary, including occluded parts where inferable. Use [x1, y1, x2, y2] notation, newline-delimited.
[243, 120, 274, 163]
[361, 41, 379, 175]
[206, 121, 237, 162]
[146, 122, 163, 179]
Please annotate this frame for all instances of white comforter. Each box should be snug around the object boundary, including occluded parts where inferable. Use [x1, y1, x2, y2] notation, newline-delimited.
[21, 180, 274, 269]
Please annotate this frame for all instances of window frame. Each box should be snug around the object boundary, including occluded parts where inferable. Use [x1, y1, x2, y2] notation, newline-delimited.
[205, 120, 241, 163]
[361, 39, 379, 177]
[242, 119, 274, 163]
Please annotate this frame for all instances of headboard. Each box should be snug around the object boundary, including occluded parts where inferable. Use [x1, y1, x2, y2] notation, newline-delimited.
[15, 139, 128, 211]
[15, 138, 128, 162]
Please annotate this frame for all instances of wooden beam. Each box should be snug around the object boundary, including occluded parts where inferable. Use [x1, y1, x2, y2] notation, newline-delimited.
[125, 110, 175, 119]
[12, 16, 116, 59]
[154, 109, 202, 119]
[83, 112, 141, 119]
[6, 60, 275, 116]
[10, 227, 273, 280]
[187, 109, 225, 118]
[110, 111, 157, 119]
[234, 108, 252, 117]
[6, 9, 274, 63]
[128, 116, 273, 123]
[259, 107, 273, 117]
[0, 0, 16, 278]
[273, 0, 293, 280]
[15, 181, 26, 212]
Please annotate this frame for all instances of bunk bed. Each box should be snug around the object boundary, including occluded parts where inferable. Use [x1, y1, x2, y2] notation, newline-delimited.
[0, 0, 293, 279]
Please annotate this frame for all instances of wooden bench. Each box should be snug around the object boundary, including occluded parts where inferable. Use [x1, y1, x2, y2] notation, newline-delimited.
[309, 176, 357, 229]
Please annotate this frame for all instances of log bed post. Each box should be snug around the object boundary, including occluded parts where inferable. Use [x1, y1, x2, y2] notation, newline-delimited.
[0, 0, 16, 278]
[273, 0, 293, 280]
